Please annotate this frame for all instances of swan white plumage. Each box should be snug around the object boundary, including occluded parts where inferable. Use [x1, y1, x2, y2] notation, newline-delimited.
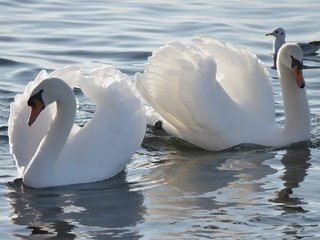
[9, 66, 146, 188]
[135, 36, 310, 151]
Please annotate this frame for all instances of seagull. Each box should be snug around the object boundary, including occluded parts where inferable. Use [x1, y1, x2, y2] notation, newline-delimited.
[266, 27, 320, 67]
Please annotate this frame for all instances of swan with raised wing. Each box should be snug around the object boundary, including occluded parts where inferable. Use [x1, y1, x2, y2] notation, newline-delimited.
[9, 66, 146, 188]
[135, 37, 310, 151]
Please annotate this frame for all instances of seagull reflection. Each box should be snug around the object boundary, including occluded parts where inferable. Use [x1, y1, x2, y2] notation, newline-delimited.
[6, 171, 145, 239]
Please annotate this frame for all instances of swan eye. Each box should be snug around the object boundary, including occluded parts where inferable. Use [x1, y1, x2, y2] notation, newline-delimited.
[28, 90, 44, 109]
[291, 55, 303, 70]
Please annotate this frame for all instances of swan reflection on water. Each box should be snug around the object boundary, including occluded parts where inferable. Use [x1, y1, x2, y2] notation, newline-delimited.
[6, 171, 146, 239]
[272, 146, 311, 213]
[6, 141, 312, 239]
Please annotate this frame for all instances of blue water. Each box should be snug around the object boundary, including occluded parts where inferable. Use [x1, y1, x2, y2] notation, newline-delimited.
[1, 0, 320, 239]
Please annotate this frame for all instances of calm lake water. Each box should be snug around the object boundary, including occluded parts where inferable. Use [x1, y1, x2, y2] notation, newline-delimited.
[1, 0, 320, 239]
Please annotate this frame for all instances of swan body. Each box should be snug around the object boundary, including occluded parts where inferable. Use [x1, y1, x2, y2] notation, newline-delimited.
[135, 36, 310, 151]
[266, 27, 320, 56]
[9, 66, 146, 188]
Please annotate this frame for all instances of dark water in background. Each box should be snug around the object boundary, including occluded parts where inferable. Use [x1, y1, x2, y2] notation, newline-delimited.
[1, 0, 320, 239]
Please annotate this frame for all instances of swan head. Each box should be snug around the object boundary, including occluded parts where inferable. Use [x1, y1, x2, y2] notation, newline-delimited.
[266, 27, 286, 40]
[27, 78, 68, 126]
[277, 43, 305, 89]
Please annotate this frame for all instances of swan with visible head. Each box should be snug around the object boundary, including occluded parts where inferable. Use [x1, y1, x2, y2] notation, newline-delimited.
[135, 37, 310, 151]
[9, 66, 146, 188]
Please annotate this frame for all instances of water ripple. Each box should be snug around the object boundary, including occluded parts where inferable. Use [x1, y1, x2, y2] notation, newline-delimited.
[1, 0, 320, 239]
[0, 58, 22, 67]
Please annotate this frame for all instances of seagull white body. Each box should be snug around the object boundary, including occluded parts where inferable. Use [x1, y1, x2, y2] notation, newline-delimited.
[266, 27, 320, 56]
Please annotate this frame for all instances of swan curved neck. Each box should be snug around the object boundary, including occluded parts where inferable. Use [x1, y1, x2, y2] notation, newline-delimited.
[278, 63, 310, 143]
[23, 83, 76, 187]
[42, 91, 76, 158]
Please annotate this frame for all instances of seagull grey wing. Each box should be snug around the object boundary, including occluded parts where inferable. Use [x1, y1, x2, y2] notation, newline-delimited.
[298, 41, 320, 55]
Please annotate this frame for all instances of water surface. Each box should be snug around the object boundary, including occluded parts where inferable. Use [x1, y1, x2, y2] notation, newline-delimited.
[1, 0, 320, 239]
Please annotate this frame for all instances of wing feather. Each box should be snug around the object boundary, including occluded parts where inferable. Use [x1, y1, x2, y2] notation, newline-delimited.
[193, 36, 275, 123]
[57, 66, 146, 181]
[135, 36, 276, 150]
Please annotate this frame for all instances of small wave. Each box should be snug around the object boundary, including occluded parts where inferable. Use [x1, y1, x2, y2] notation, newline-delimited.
[33, 49, 152, 62]
[0, 58, 22, 67]
[0, 126, 8, 131]
[0, 36, 17, 43]
[0, 88, 15, 95]
[0, 130, 9, 142]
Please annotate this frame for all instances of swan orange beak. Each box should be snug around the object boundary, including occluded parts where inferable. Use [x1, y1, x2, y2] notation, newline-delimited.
[28, 98, 44, 126]
[292, 66, 305, 89]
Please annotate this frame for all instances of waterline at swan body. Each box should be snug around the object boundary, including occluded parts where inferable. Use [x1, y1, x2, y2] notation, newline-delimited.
[9, 66, 146, 188]
[135, 37, 310, 151]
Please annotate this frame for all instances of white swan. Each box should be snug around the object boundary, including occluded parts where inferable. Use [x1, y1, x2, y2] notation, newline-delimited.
[135, 36, 310, 151]
[9, 66, 146, 188]
[266, 27, 320, 56]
